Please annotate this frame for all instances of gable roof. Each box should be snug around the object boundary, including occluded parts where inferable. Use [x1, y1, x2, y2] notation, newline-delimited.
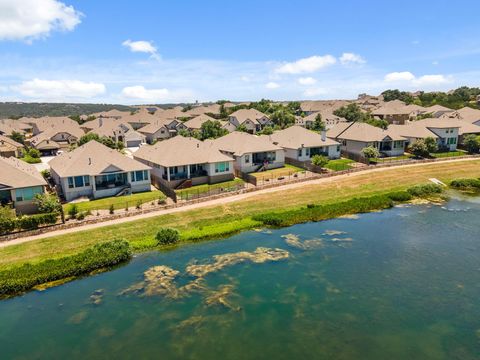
[229, 109, 270, 124]
[0, 156, 46, 189]
[300, 100, 350, 113]
[0, 134, 22, 149]
[49, 141, 149, 177]
[327, 122, 405, 142]
[213, 131, 283, 156]
[268, 126, 339, 149]
[183, 114, 219, 130]
[134, 136, 233, 167]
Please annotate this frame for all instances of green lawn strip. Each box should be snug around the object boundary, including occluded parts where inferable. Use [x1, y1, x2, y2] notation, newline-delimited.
[1, 159, 480, 271]
[65, 190, 167, 212]
[176, 178, 245, 199]
[430, 150, 467, 158]
[250, 164, 304, 178]
[325, 158, 355, 171]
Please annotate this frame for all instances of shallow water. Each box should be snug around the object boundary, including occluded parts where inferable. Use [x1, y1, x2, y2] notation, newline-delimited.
[1, 198, 480, 359]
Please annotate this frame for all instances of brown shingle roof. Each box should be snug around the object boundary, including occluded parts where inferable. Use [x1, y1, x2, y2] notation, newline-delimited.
[327, 122, 405, 142]
[134, 136, 233, 167]
[213, 132, 283, 156]
[0, 156, 46, 189]
[269, 126, 339, 149]
[49, 141, 150, 177]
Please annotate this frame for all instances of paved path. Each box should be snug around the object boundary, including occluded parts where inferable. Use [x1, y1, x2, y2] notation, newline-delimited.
[2, 157, 478, 248]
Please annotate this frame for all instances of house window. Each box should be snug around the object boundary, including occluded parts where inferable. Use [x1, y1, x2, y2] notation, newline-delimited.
[245, 154, 250, 163]
[447, 137, 457, 145]
[306, 148, 310, 157]
[337, 145, 341, 152]
[298, 148, 302, 157]
[68, 177, 74, 189]
[341, 140, 347, 146]
[74, 176, 85, 188]
[84, 176, 90, 187]
[394, 141, 403, 148]
[15, 186, 42, 202]
[215, 162, 230, 173]
[131, 170, 149, 182]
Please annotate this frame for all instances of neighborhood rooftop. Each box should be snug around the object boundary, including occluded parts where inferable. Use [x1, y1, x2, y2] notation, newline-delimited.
[0, 156, 47, 189]
[212, 131, 283, 155]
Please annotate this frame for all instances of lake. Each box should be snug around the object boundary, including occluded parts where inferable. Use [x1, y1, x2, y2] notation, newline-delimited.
[1, 195, 480, 359]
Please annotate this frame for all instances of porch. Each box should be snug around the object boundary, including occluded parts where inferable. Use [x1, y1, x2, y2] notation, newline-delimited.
[162, 163, 208, 182]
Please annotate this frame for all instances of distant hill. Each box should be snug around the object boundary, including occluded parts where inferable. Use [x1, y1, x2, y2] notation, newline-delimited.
[0, 102, 136, 119]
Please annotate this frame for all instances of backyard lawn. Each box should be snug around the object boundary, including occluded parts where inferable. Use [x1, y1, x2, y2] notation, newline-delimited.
[250, 164, 304, 179]
[431, 150, 468, 158]
[325, 158, 355, 171]
[64, 190, 167, 213]
[176, 178, 245, 200]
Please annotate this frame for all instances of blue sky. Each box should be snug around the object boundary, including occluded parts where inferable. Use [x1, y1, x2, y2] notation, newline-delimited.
[1, 0, 480, 104]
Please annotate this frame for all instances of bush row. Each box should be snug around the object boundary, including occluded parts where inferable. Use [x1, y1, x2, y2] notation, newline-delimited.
[0, 212, 58, 235]
[252, 185, 443, 228]
[0, 239, 131, 297]
[450, 178, 480, 190]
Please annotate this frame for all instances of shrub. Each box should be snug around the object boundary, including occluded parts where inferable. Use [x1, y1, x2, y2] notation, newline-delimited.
[158, 197, 166, 205]
[311, 155, 329, 168]
[409, 140, 429, 158]
[155, 228, 179, 245]
[463, 134, 480, 154]
[34, 193, 62, 214]
[76, 212, 87, 220]
[109, 204, 115, 214]
[0, 218, 15, 235]
[450, 178, 480, 190]
[361, 146, 380, 160]
[67, 204, 79, 219]
[136, 200, 142, 210]
[407, 183, 443, 197]
[0, 239, 131, 297]
[386, 191, 413, 202]
[424, 137, 438, 153]
[15, 213, 58, 231]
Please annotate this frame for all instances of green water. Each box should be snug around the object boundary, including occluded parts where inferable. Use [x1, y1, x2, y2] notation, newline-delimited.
[1, 196, 480, 359]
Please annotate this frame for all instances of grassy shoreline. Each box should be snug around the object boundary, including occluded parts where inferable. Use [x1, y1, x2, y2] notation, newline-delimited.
[1, 160, 480, 272]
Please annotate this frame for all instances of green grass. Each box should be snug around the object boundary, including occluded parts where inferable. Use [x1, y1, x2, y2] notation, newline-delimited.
[176, 178, 245, 200]
[431, 150, 467, 158]
[65, 190, 167, 212]
[1, 159, 480, 271]
[250, 164, 304, 179]
[325, 158, 355, 171]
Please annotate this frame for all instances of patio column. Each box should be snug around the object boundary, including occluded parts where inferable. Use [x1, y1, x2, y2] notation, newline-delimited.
[187, 165, 191, 179]
[167, 167, 171, 182]
[92, 176, 96, 192]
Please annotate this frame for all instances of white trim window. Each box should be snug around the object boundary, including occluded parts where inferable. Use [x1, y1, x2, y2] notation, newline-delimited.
[131, 170, 149, 182]
[215, 162, 230, 173]
[68, 175, 90, 189]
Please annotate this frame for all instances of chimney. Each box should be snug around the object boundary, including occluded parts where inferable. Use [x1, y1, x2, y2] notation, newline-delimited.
[321, 130, 326, 141]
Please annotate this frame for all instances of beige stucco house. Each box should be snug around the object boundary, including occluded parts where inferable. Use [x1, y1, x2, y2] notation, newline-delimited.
[228, 109, 273, 134]
[0, 156, 47, 214]
[49, 141, 151, 202]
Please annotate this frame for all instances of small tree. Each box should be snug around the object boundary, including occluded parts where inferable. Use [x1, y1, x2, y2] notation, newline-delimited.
[311, 154, 329, 168]
[236, 124, 249, 133]
[155, 228, 179, 245]
[361, 146, 380, 160]
[311, 114, 326, 131]
[463, 134, 480, 153]
[67, 204, 79, 219]
[33, 193, 62, 214]
[424, 137, 438, 153]
[409, 140, 429, 158]
[259, 126, 274, 135]
[10, 131, 25, 145]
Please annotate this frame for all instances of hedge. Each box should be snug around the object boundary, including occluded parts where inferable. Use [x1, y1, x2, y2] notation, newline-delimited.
[0, 212, 58, 235]
[406, 183, 443, 197]
[155, 228, 179, 245]
[450, 178, 480, 190]
[0, 239, 131, 297]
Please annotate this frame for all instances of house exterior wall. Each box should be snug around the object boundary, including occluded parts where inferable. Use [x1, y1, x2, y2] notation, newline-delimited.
[10, 186, 45, 215]
[234, 150, 285, 173]
[286, 145, 341, 161]
[143, 127, 170, 144]
[428, 128, 459, 151]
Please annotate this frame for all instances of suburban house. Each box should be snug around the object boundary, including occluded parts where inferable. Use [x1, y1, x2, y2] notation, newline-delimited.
[184, 104, 221, 117]
[213, 132, 285, 173]
[92, 109, 129, 119]
[327, 122, 407, 157]
[296, 111, 347, 129]
[25, 117, 80, 136]
[420, 105, 453, 118]
[86, 118, 146, 147]
[227, 109, 273, 134]
[371, 100, 414, 124]
[29, 124, 84, 155]
[49, 141, 151, 201]
[442, 107, 480, 126]
[389, 118, 461, 151]
[138, 118, 184, 144]
[0, 156, 47, 214]
[0, 135, 23, 158]
[0, 118, 33, 137]
[300, 100, 350, 115]
[183, 114, 228, 132]
[268, 126, 341, 161]
[134, 136, 234, 189]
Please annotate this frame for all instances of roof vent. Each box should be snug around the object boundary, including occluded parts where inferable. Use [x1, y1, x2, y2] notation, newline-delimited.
[88, 157, 92, 165]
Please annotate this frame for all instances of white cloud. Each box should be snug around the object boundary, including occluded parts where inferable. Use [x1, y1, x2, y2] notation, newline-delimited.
[122, 40, 159, 59]
[384, 71, 416, 82]
[265, 82, 280, 89]
[340, 52, 366, 65]
[0, 0, 82, 42]
[384, 71, 451, 87]
[240, 75, 251, 82]
[414, 74, 450, 86]
[297, 77, 317, 86]
[121, 85, 193, 103]
[276, 55, 336, 74]
[13, 78, 105, 100]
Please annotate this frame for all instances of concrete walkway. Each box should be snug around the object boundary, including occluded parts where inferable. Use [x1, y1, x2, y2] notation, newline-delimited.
[1, 157, 478, 248]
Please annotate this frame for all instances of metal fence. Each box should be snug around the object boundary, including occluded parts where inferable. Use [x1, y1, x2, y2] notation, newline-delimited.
[176, 183, 246, 201]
